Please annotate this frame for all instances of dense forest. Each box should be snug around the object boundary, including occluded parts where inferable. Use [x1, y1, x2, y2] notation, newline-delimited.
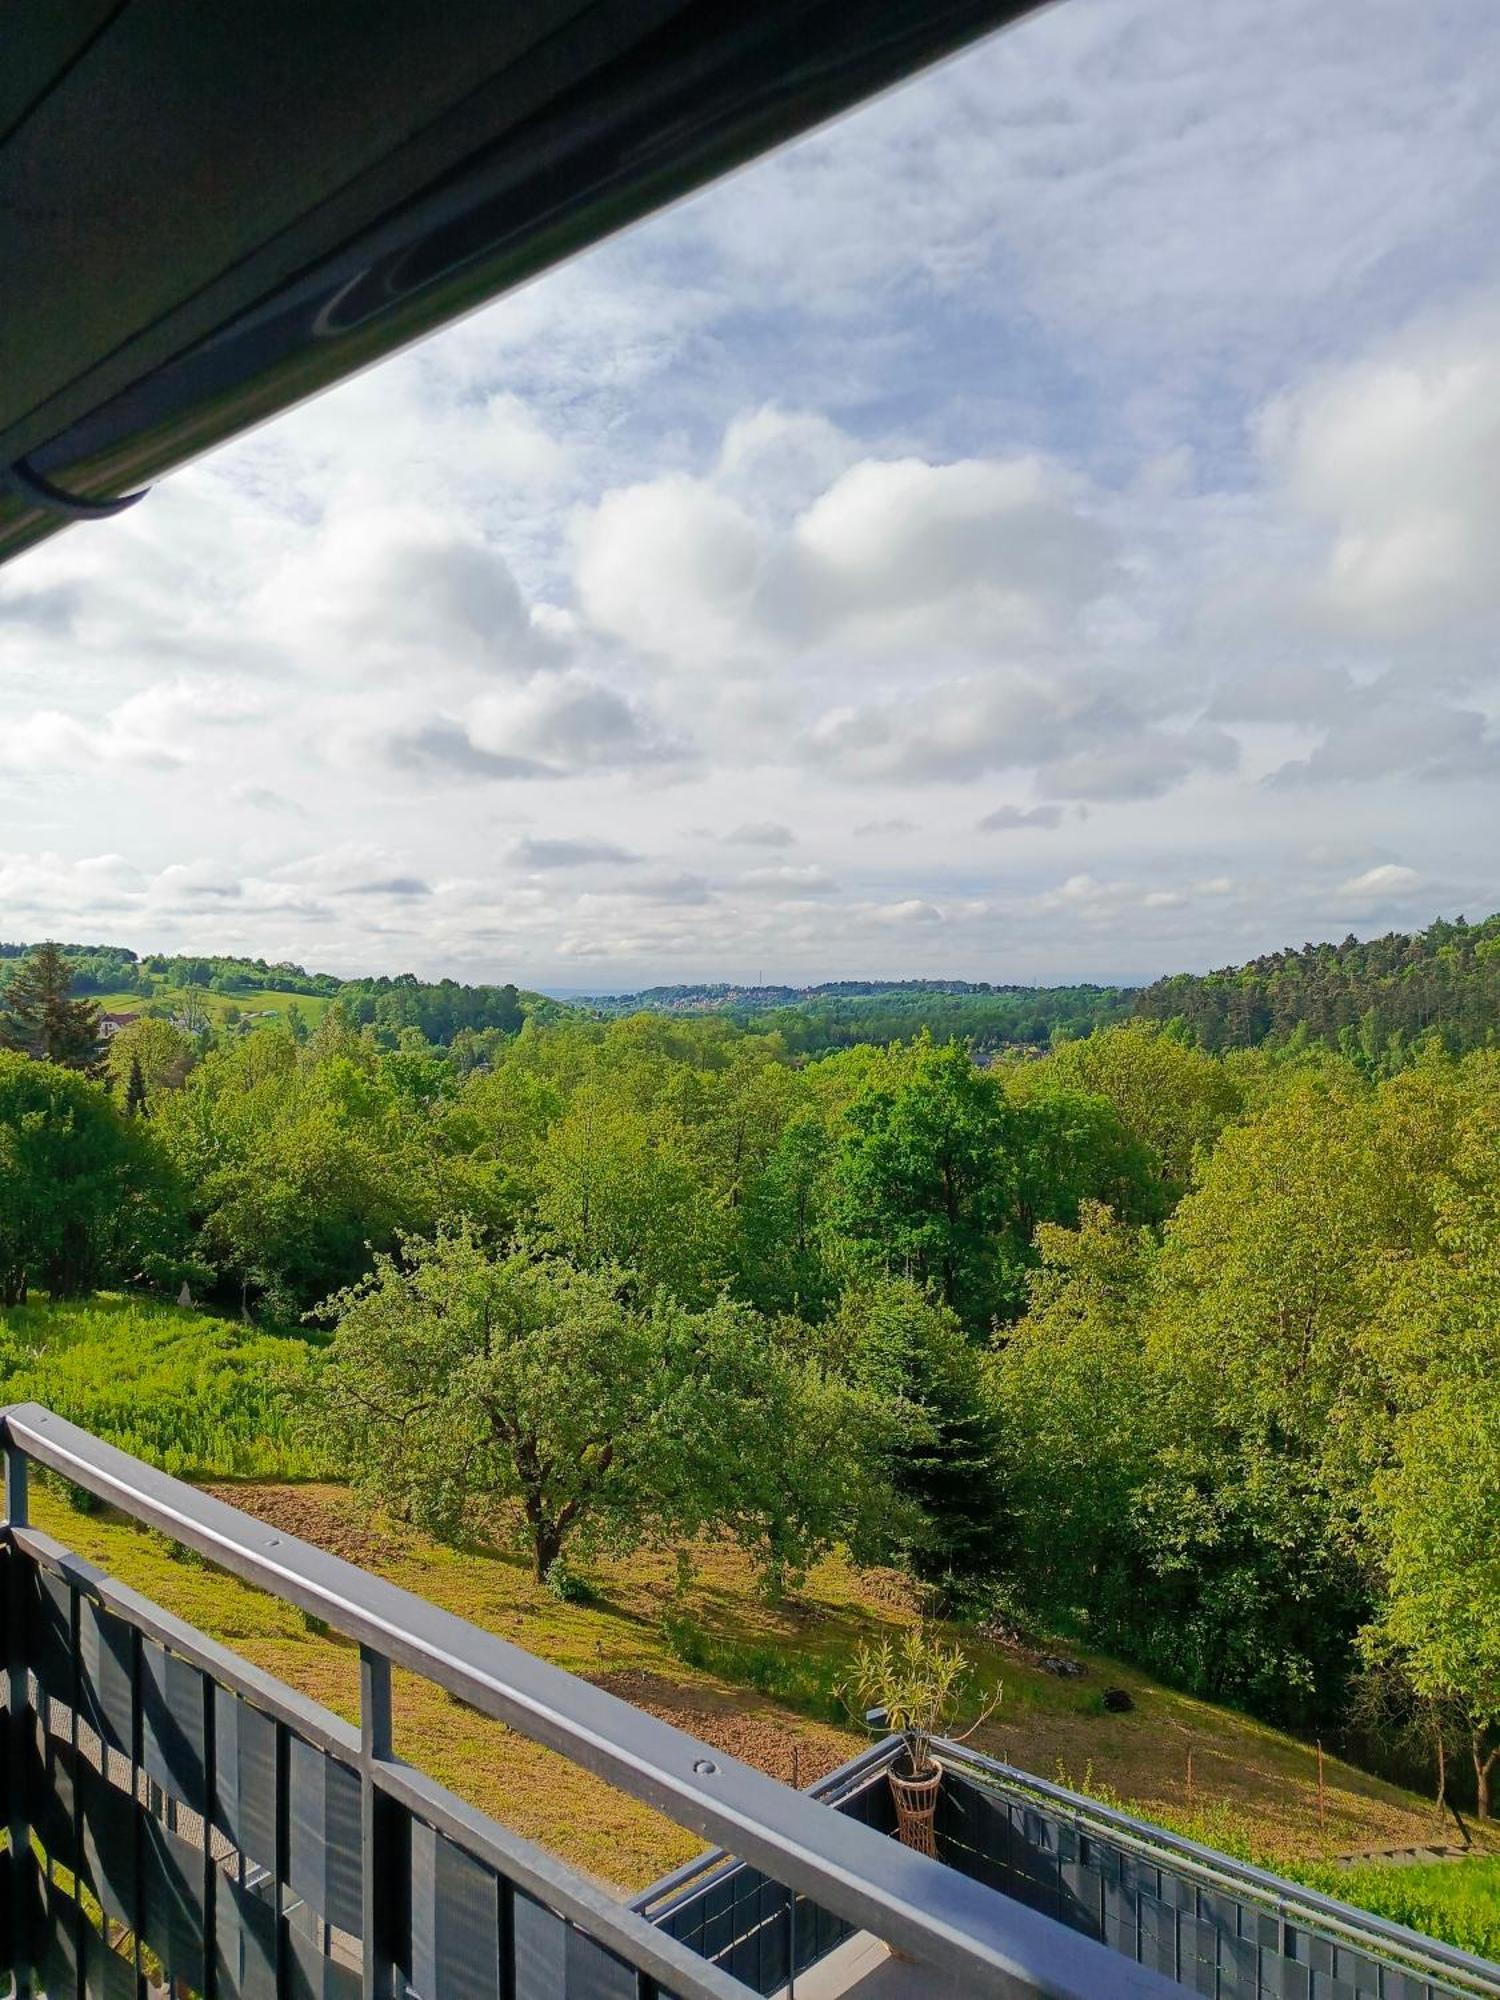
[589, 978, 1131, 1052]
[2, 932, 1498, 1820]
[1136, 913, 1500, 1064]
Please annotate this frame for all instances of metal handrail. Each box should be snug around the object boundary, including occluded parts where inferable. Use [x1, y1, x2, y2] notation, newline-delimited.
[9, 1518, 747, 2000]
[0, 1404, 1181, 1999]
[937, 1742, 1500, 1998]
[632, 1739, 903, 1922]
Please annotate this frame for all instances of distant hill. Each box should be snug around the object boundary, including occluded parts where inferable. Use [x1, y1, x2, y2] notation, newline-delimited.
[1133, 913, 1500, 1061]
[587, 979, 1134, 1054]
[8, 911, 1498, 1062]
[0, 943, 550, 1047]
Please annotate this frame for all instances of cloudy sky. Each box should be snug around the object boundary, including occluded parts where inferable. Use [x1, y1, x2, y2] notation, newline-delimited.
[3, 0, 1498, 991]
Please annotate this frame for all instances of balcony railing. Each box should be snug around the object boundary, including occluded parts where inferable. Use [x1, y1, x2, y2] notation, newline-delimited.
[639, 1741, 1500, 1999]
[0, 1403, 1185, 1999]
[4, 1400, 1497, 2000]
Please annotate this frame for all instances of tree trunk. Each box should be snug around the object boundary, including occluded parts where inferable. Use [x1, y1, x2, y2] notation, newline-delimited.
[1473, 1728, 1496, 1821]
[532, 1522, 564, 1581]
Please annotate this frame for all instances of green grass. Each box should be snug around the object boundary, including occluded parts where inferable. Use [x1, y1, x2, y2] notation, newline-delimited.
[88, 985, 333, 1027]
[1295, 1857, 1500, 1961]
[0, 1293, 329, 1478]
[25, 1469, 1500, 1926]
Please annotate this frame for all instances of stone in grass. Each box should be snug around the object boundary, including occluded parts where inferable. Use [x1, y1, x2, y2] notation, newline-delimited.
[1039, 1654, 1086, 1679]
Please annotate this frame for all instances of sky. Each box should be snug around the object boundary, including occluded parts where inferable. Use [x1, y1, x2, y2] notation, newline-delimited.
[2, 0, 1498, 991]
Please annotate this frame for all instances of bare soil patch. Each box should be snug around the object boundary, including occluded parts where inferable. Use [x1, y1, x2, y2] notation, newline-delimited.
[592, 1668, 854, 1789]
[201, 1480, 401, 1569]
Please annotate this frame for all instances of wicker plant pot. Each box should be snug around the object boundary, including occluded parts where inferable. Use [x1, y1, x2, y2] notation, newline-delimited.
[889, 1765, 941, 1856]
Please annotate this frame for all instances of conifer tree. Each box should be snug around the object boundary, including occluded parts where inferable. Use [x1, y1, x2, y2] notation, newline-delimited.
[125, 1053, 149, 1117]
[0, 941, 103, 1069]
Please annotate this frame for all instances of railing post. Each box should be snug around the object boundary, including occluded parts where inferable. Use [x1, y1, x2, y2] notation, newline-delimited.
[5, 1435, 30, 2000]
[360, 1646, 393, 2000]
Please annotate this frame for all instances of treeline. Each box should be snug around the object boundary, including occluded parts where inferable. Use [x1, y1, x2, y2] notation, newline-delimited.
[590, 980, 1132, 1055]
[1135, 913, 1500, 1065]
[742, 985, 1129, 1057]
[0, 942, 342, 998]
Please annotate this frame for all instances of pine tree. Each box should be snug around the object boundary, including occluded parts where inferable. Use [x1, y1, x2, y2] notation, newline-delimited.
[124, 1053, 149, 1118]
[0, 941, 103, 1069]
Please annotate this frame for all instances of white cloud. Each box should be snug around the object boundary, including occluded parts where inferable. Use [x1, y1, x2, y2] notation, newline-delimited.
[1336, 862, 1421, 899]
[259, 507, 563, 679]
[0, 680, 261, 772]
[723, 821, 796, 847]
[738, 865, 839, 898]
[1260, 302, 1500, 639]
[574, 444, 1112, 672]
[0, 0, 1497, 987]
[366, 673, 687, 783]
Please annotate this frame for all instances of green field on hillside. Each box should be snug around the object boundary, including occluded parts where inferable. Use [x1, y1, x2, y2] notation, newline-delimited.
[89, 984, 334, 1027]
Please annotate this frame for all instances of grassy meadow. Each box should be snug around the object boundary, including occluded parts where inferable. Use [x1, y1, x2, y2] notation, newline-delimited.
[90, 985, 333, 1028]
[0, 1292, 327, 1477]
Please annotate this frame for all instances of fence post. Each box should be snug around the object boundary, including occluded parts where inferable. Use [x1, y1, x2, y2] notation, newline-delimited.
[360, 1647, 393, 2000]
[5, 1436, 30, 2000]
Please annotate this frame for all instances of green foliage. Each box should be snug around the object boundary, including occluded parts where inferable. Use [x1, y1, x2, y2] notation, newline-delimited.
[0, 1054, 180, 1306]
[105, 1018, 195, 1105]
[1037, 1019, 1243, 1197]
[1134, 911, 1500, 1064]
[659, 1613, 847, 1723]
[312, 1229, 892, 1581]
[543, 1557, 594, 1605]
[0, 1293, 322, 1477]
[0, 942, 103, 1068]
[4, 930, 1500, 1827]
[839, 1623, 999, 1773]
[1359, 1073, 1500, 1813]
[154, 1017, 495, 1312]
[993, 1051, 1500, 1761]
[587, 979, 1131, 1055]
[822, 1278, 1006, 1589]
[533, 1083, 731, 1303]
[1293, 1859, 1500, 1962]
[834, 1037, 1021, 1331]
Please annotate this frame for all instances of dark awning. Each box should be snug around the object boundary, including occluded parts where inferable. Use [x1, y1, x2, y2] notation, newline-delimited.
[0, 0, 1044, 571]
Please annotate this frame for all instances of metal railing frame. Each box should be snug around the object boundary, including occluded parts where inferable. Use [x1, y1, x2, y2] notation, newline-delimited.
[0, 1405, 1181, 2000]
[936, 1742, 1500, 1999]
[640, 1735, 1500, 2000]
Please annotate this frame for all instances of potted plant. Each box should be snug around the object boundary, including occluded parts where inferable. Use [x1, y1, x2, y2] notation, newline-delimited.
[842, 1624, 1002, 1856]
